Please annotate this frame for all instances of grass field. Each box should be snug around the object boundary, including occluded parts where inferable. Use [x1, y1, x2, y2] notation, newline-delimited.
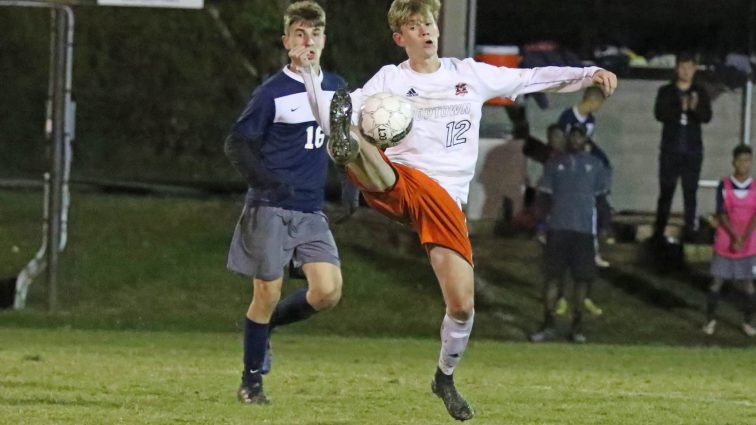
[1, 188, 755, 424]
[1, 328, 755, 425]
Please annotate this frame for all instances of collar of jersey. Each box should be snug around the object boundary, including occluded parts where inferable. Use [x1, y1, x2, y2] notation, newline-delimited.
[729, 175, 753, 188]
[400, 58, 448, 77]
[283, 65, 324, 84]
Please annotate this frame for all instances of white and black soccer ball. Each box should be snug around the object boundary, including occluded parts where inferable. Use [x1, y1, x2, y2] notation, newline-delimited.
[359, 92, 413, 149]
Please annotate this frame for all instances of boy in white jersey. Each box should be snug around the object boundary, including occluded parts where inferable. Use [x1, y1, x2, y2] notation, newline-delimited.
[296, 0, 617, 420]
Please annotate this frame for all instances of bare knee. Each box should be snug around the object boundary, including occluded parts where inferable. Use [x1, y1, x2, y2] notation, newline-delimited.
[302, 263, 343, 311]
[248, 278, 283, 321]
[253, 282, 282, 309]
[447, 299, 474, 321]
[308, 286, 341, 311]
[307, 279, 342, 311]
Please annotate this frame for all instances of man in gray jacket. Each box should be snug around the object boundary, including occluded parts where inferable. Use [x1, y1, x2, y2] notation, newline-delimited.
[529, 123, 610, 343]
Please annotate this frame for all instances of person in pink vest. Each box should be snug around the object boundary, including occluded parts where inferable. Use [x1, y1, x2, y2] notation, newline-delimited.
[703, 144, 756, 337]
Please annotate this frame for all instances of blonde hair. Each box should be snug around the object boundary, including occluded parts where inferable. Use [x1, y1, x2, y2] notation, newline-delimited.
[387, 0, 441, 33]
[283, 1, 326, 34]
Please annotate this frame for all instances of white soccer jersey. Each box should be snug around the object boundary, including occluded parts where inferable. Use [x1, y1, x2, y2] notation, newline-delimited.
[351, 58, 601, 204]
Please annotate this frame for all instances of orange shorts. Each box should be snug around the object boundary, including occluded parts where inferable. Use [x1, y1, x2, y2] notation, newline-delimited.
[347, 151, 473, 265]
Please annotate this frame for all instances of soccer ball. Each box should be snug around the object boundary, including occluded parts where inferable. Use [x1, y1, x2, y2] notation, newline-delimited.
[359, 92, 413, 149]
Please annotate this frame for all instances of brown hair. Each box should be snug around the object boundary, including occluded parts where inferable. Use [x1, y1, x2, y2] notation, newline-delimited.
[283, 1, 326, 34]
[733, 144, 752, 159]
[387, 0, 441, 33]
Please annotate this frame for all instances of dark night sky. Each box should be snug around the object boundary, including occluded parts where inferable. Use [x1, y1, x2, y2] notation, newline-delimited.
[474, 0, 755, 57]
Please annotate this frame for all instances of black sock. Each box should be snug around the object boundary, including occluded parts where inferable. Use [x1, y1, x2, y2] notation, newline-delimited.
[706, 291, 720, 322]
[269, 288, 316, 331]
[243, 318, 269, 380]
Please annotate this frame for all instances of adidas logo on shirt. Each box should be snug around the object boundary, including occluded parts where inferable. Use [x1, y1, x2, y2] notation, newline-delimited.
[406, 88, 418, 97]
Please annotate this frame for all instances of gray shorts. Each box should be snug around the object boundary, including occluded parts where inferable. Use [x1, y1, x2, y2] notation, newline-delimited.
[710, 254, 756, 280]
[227, 205, 340, 280]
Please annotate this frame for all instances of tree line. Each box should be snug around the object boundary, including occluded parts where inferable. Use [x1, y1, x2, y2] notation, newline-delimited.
[0, 0, 403, 183]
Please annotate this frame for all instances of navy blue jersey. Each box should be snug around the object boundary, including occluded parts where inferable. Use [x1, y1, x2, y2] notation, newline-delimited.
[558, 106, 612, 170]
[232, 66, 346, 212]
[557, 106, 597, 138]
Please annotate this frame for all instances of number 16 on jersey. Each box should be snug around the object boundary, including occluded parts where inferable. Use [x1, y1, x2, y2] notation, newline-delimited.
[305, 125, 325, 149]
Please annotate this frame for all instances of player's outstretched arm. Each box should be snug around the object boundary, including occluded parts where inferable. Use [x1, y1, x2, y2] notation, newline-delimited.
[500, 66, 618, 98]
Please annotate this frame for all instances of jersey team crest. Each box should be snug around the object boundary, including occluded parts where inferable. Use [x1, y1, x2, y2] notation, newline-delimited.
[455, 83, 468, 96]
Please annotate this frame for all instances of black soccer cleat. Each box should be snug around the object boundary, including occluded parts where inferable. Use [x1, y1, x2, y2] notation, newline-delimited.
[237, 373, 270, 405]
[328, 88, 360, 165]
[431, 369, 474, 421]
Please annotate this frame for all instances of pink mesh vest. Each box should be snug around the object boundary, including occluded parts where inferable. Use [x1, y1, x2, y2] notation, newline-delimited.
[713, 177, 756, 258]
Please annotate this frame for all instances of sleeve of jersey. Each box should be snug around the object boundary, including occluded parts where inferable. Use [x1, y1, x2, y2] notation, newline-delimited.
[232, 87, 275, 141]
[225, 88, 281, 189]
[471, 61, 601, 100]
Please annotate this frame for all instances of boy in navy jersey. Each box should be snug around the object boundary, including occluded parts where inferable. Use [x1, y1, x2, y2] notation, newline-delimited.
[223, 1, 352, 404]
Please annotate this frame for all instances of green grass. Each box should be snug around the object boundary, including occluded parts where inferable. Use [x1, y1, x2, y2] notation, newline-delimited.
[2, 188, 755, 346]
[1, 328, 754, 425]
[2, 189, 756, 424]
[0, 189, 448, 336]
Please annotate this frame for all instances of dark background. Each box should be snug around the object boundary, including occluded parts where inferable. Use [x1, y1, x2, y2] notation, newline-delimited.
[1, 0, 755, 185]
[476, 0, 756, 58]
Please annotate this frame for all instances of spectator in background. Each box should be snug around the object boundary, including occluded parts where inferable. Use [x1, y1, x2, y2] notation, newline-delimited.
[529, 124, 610, 344]
[652, 53, 713, 242]
[544, 124, 567, 156]
[703, 144, 756, 337]
[524, 124, 603, 317]
[558, 86, 612, 271]
[557, 86, 604, 143]
[530, 125, 566, 240]
[522, 123, 567, 165]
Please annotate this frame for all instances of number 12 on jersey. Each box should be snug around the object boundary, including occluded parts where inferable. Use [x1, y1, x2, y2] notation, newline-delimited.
[445, 120, 471, 148]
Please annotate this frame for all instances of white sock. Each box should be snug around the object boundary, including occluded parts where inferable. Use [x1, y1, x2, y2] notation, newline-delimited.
[437, 312, 474, 375]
